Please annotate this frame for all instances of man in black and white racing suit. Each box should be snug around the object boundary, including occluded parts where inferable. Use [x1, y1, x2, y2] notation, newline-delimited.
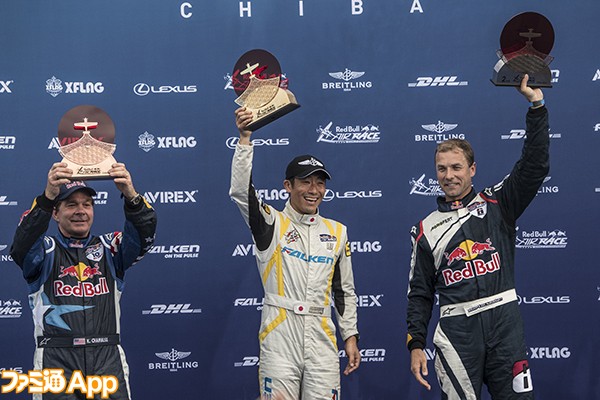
[10, 162, 156, 399]
[406, 75, 548, 399]
[230, 107, 360, 399]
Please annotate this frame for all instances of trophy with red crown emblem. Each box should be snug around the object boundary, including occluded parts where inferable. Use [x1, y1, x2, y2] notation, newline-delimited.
[491, 12, 555, 88]
[232, 49, 300, 131]
[57, 105, 117, 180]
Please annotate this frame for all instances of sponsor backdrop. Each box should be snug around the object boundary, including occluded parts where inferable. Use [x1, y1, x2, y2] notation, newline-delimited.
[0, 1, 598, 399]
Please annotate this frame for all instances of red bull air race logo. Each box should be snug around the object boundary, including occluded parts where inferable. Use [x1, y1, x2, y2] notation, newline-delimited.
[55, 262, 108, 297]
[442, 239, 500, 286]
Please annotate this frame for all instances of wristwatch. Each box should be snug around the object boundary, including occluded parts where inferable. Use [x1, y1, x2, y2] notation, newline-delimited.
[127, 193, 142, 206]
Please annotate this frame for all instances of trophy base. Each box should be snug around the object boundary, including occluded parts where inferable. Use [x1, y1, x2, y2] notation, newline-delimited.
[491, 59, 552, 88]
[246, 88, 300, 131]
[62, 156, 116, 180]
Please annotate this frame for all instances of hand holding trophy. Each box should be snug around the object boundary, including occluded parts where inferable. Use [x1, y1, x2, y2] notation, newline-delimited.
[491, 12, 555, 88]
[57, 105, 118, 180]
[232, 49, 300, 131]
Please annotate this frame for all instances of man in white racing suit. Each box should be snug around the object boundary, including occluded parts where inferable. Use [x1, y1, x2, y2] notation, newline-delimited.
[230, 107, 360, 400]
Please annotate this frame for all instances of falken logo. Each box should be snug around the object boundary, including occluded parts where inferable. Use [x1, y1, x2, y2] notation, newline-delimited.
[0, 80, 13, 93]
[232, 244, 256, 257]
[594, 123, 600, 132]
[339, 348, 385, 363]
[0, 245, 13, 262]
[517, 295, 570, 305]
[0, 136, 16, 150]
[138, 132, 197, 152]
[149, 349, 199, 372]
[226, 137, 289, 149]
[316, 121, 381, 144]
[45, 76, 104, 97]
[551, 69, 560, 84]
[322, 68, 373, 92]
[537, 176, 559, 195]
[501, 129, 561, 140]
[234, 356, 259, 367]
[143, 190, 198, 204]
[92, 192, 108, 205]
[356, 294, 383, 308]
[148, 244, 200, 259]
[234, 298, 263, 310]
[133, 83, 197, 96]
[408, 76, 468, 87]
[0, 195, 18, 206]
[322, 189, 382, 202]
[0, 299, 23, 318]
[528, 347, 570, 359]
[415, 121, 465, 143]
[515, 228, 567, 249]
[281, 247, 334, 265]
[409, 174, 444, 196]
[142, 304, 202, 315]
[593, 69, 600, 81]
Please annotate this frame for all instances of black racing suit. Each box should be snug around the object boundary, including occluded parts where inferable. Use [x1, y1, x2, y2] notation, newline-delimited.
[10, 193, 157, 400]
[406, 106, 549, 399]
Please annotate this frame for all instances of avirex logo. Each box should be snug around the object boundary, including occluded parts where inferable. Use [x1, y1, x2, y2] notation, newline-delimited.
[356, 294, 383, 308]
[232, 244, 256, 257]
[143, 190, 198, 204]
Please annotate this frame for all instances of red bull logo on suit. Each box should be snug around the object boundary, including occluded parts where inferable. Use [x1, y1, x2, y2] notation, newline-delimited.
[442, 239, 500, 286]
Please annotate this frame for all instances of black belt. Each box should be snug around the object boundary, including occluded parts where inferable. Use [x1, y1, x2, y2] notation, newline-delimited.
[37, 334, 120, 348]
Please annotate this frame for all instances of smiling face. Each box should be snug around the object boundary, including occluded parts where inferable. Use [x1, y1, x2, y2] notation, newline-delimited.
[435, 149, 476, 201]
[53, 191, 94, 238]
[284, 173, 327, 215]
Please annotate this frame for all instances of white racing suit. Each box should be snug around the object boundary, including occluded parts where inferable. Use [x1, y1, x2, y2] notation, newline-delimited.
[230, 144, 359, 400]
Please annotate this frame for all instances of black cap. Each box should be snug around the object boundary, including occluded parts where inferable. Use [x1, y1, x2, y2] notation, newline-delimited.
[285, 155, 332, 180]
[56, 181, 97, 202]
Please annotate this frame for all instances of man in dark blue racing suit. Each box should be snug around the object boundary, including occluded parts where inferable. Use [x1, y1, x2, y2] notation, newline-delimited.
[406, 76, 548, 399]
[10, 162, 157, 400]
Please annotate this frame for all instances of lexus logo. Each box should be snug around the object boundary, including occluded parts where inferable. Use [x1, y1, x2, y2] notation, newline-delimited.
[133, 83, 150, 96]
[133, 83, 197, 96]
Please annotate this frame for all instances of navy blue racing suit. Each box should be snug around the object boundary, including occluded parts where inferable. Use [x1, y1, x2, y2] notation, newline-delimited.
[406, 106, 549, 399]
[10, 193, 157, 400]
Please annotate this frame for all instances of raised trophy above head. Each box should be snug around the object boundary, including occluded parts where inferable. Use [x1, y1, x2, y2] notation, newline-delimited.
[232, 49, 300, 131]
[491, 12, 555, 88]
[57, 105, 117, 180]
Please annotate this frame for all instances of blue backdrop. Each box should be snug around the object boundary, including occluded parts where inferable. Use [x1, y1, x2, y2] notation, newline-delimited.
[1, 1, 599, 399]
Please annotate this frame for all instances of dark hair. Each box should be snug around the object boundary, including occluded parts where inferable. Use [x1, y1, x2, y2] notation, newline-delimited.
[435, 139, 475, 166]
